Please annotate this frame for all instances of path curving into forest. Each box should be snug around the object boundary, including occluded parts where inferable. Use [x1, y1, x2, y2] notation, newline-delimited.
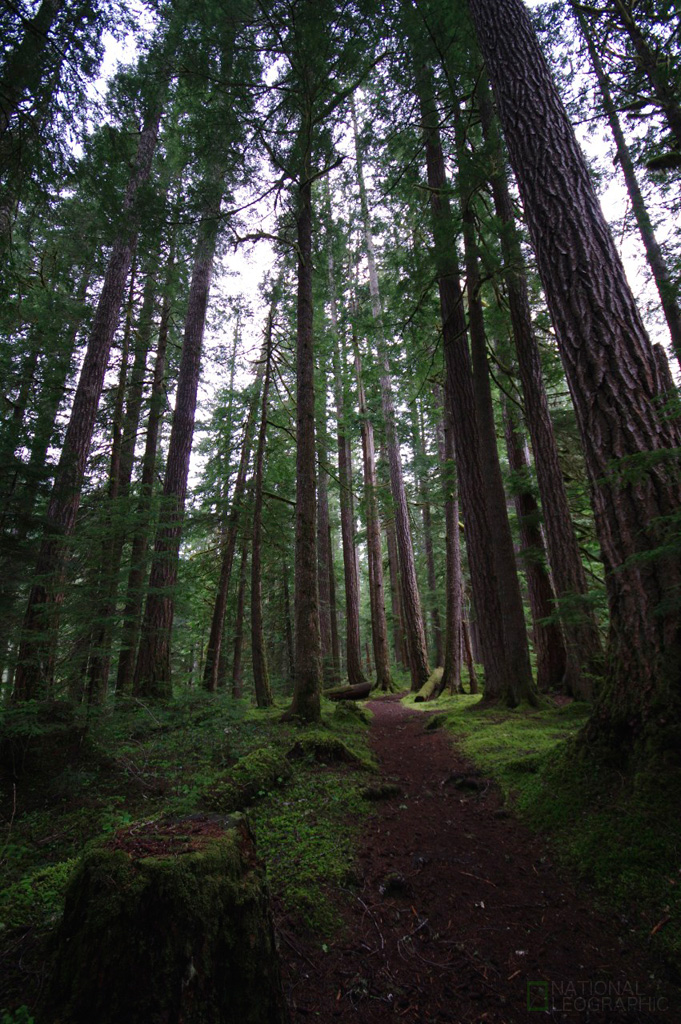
[280, 696, 674, 1022]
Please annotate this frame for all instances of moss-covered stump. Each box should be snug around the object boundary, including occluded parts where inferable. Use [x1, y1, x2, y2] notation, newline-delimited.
[46, 814, 288, 1024]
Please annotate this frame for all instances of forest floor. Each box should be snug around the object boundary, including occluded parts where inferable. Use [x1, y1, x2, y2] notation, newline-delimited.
[279, 695, 676, 1023]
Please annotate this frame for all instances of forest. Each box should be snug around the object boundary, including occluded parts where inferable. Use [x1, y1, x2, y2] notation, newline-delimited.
[0, 0, 680, 1020]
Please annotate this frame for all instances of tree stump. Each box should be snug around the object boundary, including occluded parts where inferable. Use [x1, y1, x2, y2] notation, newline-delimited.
[47, 813, 289, 1024]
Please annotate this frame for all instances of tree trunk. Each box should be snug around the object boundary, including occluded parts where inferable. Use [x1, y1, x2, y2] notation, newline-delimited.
[283, 172, 322, 722]
[115, 282, 171, 696]
[327, 524, 341, 683]
[352, 99, 430, 692]
[316, 377, 334, 681]
[414, 57, 510, 703]
[251, 308, 274, 709]
[435, 387, 463, 695]
[87, 263, 161, 703]
[135, 199, 221, 699]
[503, 399, 567, 692]
[281, 555, 295, 691]
[202, 375, 261, 692]
[457, 120, 536, 706]
[412, 403, 443, 667]
[477, 78, 604, 699]
[13, 102, 163, 701]
[353, 338, 394, 691]
[385, 515, 405, 668]
[231, 538, 249, 699]
[469, 0, 681, 759]
[572, 6, 681, 368]
[327, 231, 366, 687]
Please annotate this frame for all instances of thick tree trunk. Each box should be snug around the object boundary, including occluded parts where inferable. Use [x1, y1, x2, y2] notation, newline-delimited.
[353, 100, 430, 692]
[251, 311, 274, 709]
[414, 60, 510, 703]
[478, 80, 604, 699]
[385, 516, 405, 668]
[469, 0, 681, 758]
[283, 173, 322, 722]
[457, 134, 536, 706]
[572, 7, 681, 368]
[13, 104, 163, 701]
[115, 285, 171, 696]
[503, 400, 567, 692]
[135, 202, 221, 699]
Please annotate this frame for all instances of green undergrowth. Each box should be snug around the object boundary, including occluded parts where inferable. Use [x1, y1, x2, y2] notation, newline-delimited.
[404, 692, 681, 977]
[0, 691, 375, 1014]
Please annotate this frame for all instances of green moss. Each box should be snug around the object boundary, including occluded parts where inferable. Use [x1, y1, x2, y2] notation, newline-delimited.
[0, 860, 77, 932]
[250, 763, 371, 933]
[201, 747, 292, 813]
[286, 730, 376, 770]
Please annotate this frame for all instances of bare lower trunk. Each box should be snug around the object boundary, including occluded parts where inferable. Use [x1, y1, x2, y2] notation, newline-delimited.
[284, 173, 322, 722]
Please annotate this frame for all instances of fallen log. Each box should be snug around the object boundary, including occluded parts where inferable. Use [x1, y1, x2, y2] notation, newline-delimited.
[413, 667, 444, 703]
[323, 681, 372, 702]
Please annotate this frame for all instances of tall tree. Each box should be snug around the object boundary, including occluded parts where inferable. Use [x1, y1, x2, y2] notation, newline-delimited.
[251, 299, 275, 708]
[468, 0, 681, 760]
[13, 66, 166, 700]
[352, 97, 430, 692]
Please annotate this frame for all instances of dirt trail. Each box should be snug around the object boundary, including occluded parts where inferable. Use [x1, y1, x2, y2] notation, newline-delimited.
[280, 696, 675, 1022]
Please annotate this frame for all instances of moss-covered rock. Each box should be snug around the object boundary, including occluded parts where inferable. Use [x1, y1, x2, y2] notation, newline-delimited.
[332, 701, 371, 726]
[286, 731, 375, 769]
[201, 748, 291, 813]
[46, 814, 288, 1024]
